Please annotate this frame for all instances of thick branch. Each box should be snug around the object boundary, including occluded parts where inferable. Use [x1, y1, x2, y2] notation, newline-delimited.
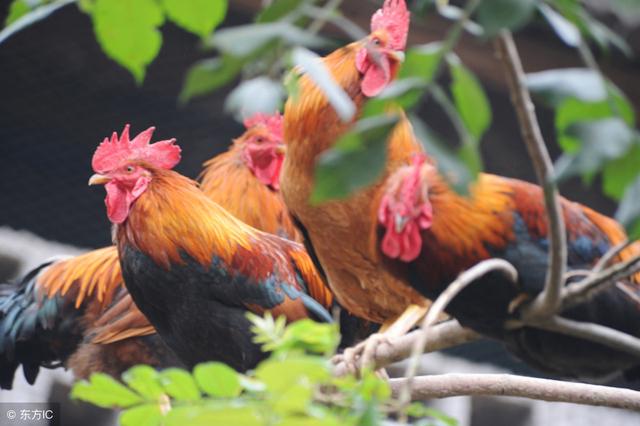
[389, 374, 640, 411]
[332, 320, 480, 376]
[494, 31, 567, 319]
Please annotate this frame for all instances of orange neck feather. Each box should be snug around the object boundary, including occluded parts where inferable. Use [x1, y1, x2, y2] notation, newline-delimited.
[117, 168, 254, 269]
[284, 42, 366, 168]
[424, 171, 515, 262]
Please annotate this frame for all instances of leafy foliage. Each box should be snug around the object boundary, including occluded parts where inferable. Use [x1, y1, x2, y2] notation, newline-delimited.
[72, 314, 454, 426]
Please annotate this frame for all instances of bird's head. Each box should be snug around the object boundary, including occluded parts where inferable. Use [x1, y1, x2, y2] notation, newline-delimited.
[356, 0, 410, 97]
[378, 153, 433, 262]
[89, 124, 181, 224]
[237, 112, 285, 190]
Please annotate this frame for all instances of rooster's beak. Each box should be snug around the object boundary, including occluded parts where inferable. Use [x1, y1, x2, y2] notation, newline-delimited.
[275, 145, 286, 155]
[88, 174, 109, 186]
[388, 50, 405, 63]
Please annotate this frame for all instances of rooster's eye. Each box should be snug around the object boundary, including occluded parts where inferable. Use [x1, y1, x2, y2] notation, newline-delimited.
[126, 166, 134, 173]
[372, 38, 381, 46]
[255, 137, 265, 144]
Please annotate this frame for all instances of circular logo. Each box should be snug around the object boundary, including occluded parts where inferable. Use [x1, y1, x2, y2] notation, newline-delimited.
[6, 410, 16, 420]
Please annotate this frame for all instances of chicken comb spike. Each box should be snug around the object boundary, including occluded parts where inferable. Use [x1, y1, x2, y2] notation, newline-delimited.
[370, 0, 410, 51]
[243, 112, 284, 141]
[92, 124, 181, 173]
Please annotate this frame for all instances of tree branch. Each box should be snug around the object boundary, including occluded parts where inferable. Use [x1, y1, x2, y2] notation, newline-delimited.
[561, 253, 640, 310]
[332, 320, 480, 376]
[399, 260, 517, 406]
[494, 31, 567, 320]
[528, 316, 640, 358]
[389, 374, 640, 411]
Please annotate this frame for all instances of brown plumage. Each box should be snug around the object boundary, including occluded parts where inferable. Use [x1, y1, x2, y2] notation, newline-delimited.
[282, 39, 427, 325]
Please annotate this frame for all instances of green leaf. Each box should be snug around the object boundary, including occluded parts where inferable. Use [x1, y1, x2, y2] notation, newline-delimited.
[193, 362, 242, 398]
[225, 76, 285, 121]
[5, 0, 32, 27]
[554, 118, 635, 181]
[211, 22, 328, 57]
[179, 56, 242, 104]
[256, 355, 329, 393]
[448, 57, 491, 141]
[399, 42, 443, 81]
[555, 85, 635, 152]
[276, 319, 340, 354]
[603, 143, 640, 200]
[160, 368, 202, 402]
[284, 70, 301, 103]
[0, 0, 74, 45]
[257, 0, 305, 23]
[476, 0, 536, 36]
[71, 373, 144, 408]
[311, 115, 399, 203]
[122, 365, 165, 400]
[92, 0, 164, 84]
[409, 114, 474, 194]
[362, 78, 428, 118]
[526, 68, 607, 107]
[615, 176, 640, 240]
[538, 3, 581, 47]
[162, 0, 227, 38]
[291, 47, 356, 122]
[120, 404, 163, 426]
[166, 405, 260, 426]
[271, 382, 313, 415]
[239, 376, 267, 393]
[611, 0, 640, 25]
[582, 14, 633, 57]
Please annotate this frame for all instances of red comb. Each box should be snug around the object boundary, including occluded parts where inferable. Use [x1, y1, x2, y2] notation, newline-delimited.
[92, 124, 181, 173]
[370, 0, 410, 51]
[243, 112, 283, 141]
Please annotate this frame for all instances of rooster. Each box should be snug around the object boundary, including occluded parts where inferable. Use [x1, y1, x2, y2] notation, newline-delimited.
[280, 0, 640, 379]
[0, 114, 328, 388]
[281, 0, 428, 336]
[87, 124, 333, 371]
[379, 154, 640, 379]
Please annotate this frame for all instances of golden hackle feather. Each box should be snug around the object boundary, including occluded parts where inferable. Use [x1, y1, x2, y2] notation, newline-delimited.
[118, 166, 257, 270]
[199, 141, 300, 241]
[39, 246, 122, 309]
[289, 249, 334, 310]
[90, 293, 154, 344]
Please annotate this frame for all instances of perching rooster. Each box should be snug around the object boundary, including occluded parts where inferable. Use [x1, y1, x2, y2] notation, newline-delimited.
[87, 124, 333, 371]
[0, 114, 326, 388]
[380, 155, 640, 379]
[280, 0, 640, 379]
[281, 0, 428, 335]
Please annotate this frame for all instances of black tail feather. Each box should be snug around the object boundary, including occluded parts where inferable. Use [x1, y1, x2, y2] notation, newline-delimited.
[0, 260, 81, 390]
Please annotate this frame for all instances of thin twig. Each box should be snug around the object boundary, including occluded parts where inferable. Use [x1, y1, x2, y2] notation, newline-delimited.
[528, 315, 640, 358]
[592, 239, 631, 273]
[398, 260, 518, 409]
[389, 374, 640, 411]
[494, 31, 567, 320]
[561, 254, 640, 310]
[332, 320, 480, 376]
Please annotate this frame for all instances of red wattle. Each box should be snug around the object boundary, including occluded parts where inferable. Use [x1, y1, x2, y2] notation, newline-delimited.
[105, 181, 131, 224]
[361, 56, 391, 97]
